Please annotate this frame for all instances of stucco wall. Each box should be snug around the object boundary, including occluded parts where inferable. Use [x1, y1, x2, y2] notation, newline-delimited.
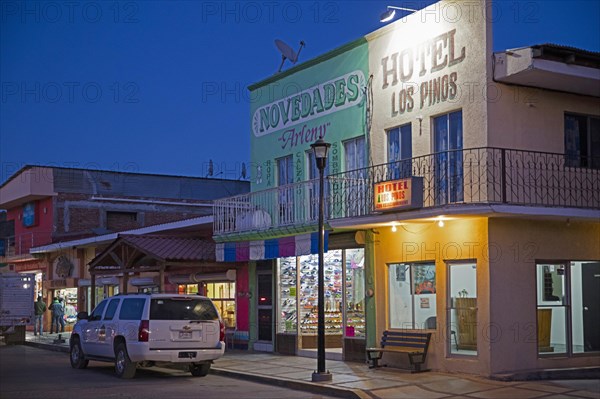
[367, 0, 492, 164]
[487, 84, 600, 152]
[488, 218, 600, 375]
[373, 217, 491, 375]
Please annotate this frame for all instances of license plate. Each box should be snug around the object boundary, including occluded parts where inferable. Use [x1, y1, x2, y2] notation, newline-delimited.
[179, 331, 192, 339]
[178, 351, 196, 358]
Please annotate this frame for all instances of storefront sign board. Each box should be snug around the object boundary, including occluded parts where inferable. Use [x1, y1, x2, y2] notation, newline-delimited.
[373, 177, 423, 211]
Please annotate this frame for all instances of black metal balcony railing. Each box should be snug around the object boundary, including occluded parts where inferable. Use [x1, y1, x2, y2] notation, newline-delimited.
[213, 148, 600, 237]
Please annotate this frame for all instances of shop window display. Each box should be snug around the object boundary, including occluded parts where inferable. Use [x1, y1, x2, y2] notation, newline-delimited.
[205, 282, 236, 328]
[53, 288, 78, 328]
[276, 248, 366, 350]
[178, 284, 199, 295]
[388, 262, 437, 330]
[299, 250, 343, 348]
[277, 257, 297, 333]
[345, 249, 365, 338]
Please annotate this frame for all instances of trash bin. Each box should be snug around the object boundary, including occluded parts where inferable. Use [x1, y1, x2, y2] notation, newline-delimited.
[5, 325, 26, 345]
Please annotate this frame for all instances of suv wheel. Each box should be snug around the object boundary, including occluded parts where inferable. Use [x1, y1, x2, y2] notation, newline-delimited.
[190, 363, 210, 377]
[70, 337, 89, 369]
[115, 343, 137, 379]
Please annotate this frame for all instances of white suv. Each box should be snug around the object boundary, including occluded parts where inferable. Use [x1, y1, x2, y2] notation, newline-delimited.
[69, 293, 225, 378]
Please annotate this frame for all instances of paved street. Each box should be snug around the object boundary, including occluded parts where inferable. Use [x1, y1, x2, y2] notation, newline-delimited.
[0, 345, 337, 399]
[12, 333, 600, 399]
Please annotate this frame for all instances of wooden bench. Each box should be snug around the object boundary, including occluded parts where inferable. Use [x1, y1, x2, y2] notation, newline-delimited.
[366, 331, 431, 372]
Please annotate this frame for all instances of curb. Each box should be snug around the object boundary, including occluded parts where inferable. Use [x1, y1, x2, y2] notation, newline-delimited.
[491, 367, 600, 381]
[211, 367, 370, 399]
[25, 341, 369, 399]
[25, 341, 69, 354]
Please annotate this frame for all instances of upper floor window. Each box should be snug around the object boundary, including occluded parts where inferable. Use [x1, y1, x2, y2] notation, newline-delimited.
[276, 155, 294, 224]
[22, 202, 38, 227]
[433, 110, 463, 204]
[387, 124, 412, 179]
[306, 150, 329, 180]
[276, 155, 294, 186]
[565, 113, 600, 169]
[344, 136, 366, 171]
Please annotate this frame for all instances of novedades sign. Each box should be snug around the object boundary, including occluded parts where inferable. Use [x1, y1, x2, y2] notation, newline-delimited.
[253, 70, 366, 137]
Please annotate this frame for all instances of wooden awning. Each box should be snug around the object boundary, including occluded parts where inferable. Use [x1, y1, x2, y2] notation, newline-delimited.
[89, 234, 216, 274]
[86, 235, 226, 306]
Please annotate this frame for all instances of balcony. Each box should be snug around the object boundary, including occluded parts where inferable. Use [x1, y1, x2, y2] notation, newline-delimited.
[0, 231, 53, 258]
[213, 148, 600, 240]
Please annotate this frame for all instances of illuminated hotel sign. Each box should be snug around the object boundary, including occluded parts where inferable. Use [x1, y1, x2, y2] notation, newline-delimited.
[374, 177, 423, 211]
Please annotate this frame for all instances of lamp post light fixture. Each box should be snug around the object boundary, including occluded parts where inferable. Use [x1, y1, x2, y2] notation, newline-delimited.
[310, 138, 332, 383]
[380, 6, 418, 22]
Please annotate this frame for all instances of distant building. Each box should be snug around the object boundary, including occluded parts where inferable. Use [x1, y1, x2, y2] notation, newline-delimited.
[0, 165, 249, 332]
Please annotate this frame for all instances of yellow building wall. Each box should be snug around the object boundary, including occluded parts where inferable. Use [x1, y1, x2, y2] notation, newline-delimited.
[488, 218, 600, 375]
[373, 217, 491, 375]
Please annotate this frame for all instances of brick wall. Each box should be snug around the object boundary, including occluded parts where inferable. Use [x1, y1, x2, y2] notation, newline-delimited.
[52, 192, 213, 240]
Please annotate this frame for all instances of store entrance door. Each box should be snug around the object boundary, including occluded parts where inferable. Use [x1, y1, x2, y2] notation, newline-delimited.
[257, 272, 273, 343]
[582, 262, 600, 352]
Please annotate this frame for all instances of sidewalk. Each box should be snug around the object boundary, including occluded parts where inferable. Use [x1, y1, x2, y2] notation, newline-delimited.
[23, 332, 600, 399]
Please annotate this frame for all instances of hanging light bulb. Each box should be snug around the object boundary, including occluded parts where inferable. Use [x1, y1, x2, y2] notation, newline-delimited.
[438, 219, 444, 227]
[391, 224, 397, 232]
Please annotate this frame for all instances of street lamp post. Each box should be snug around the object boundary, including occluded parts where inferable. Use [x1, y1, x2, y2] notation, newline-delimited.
[310, 139, 332, 382]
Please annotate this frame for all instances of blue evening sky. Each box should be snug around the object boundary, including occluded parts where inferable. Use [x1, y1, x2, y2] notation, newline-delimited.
[1, 0, 599, 184]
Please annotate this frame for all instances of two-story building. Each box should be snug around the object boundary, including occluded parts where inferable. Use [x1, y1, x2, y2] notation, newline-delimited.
[0, 165, 249, 332]
[212, 0, 599, 377]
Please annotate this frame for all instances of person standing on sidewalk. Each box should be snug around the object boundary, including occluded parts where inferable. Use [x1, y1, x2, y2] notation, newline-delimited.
[57, 297, 66, 332]
[49, 297, 65, 333]
[33, 295, 47, 335]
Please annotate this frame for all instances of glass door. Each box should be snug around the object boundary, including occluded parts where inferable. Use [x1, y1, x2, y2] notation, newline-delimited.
[448, 262, 477, 356]
[434, 111, 463, 204]
[536, 263, 567, 355]
[257, 272, 273, 342]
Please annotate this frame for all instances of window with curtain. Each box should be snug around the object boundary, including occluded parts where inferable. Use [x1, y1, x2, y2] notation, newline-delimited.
[565, 113, 600, 169]
[433, 110, 463, 204]
[277, 155, 294, 224]
[387, 124, 412, 179]
[343, 136, 367, 217]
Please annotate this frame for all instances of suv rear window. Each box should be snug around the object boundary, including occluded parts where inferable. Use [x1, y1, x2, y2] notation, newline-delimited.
[119, 298, 146, 320]
[150, 298, 219, 321]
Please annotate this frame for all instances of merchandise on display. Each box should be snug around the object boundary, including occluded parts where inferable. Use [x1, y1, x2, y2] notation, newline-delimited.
[277, 249, 366, 342]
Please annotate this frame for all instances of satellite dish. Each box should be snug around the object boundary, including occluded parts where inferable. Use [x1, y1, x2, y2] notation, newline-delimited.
[275, 40, 305, 72]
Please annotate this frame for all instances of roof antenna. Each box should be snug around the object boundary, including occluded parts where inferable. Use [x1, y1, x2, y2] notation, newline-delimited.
[239, 163, 247, 180]
[206, 160, 214, 177]
[275, 40, 305, 73]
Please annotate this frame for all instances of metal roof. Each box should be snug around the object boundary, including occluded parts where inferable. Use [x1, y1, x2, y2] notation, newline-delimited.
[89, 234, 217, 271]
[119, 235, 215, 262]
[30, 215, 213, 253]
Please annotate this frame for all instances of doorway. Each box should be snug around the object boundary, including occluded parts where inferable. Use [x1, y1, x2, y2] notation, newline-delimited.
[257, 271, 273, 347]
[581, 262, 600, 352]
